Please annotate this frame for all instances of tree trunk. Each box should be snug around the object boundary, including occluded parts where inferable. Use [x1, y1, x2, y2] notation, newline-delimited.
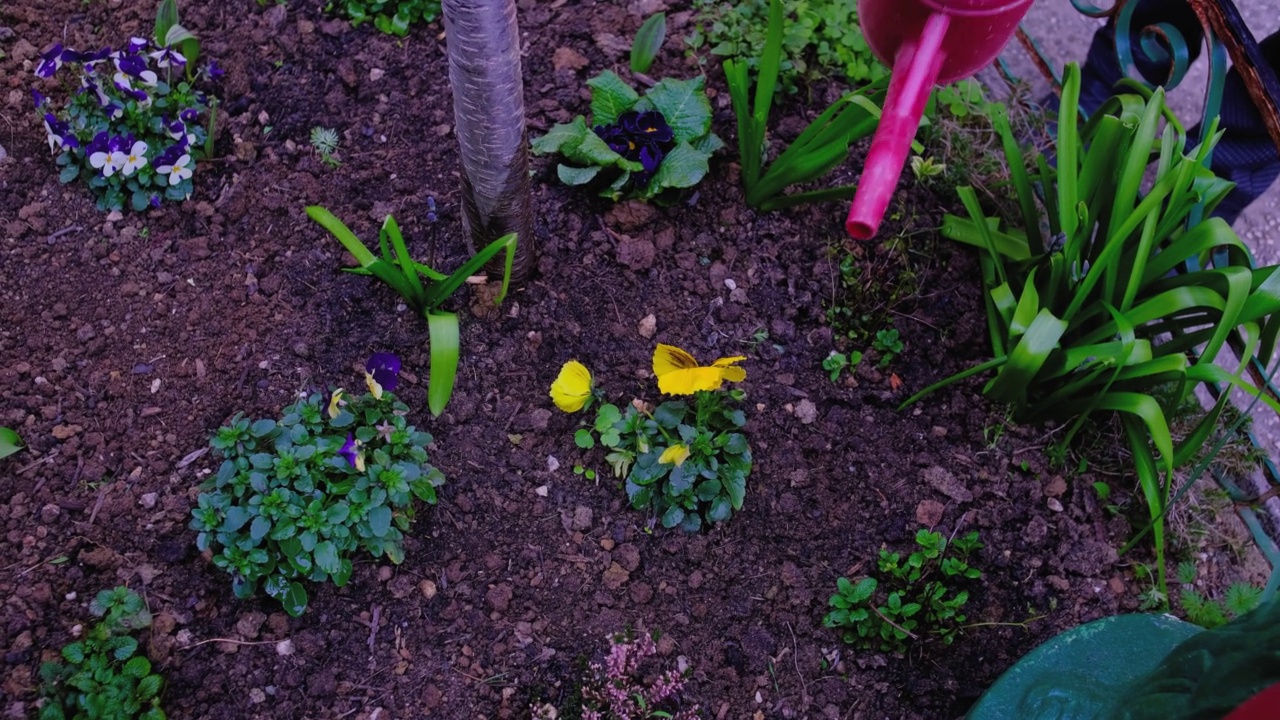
[441, 0, 535, 283]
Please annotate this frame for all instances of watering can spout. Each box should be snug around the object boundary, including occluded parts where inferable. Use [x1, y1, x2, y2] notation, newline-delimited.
[846, 12, 950, 240]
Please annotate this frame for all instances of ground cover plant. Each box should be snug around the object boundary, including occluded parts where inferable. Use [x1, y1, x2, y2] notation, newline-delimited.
[337, 0, 439, 36]
[4, 0, 1277, 717]
[530, 71, 722, 202]
[686, 0, 884, 91]
[907, 63, 1280, 597]
[38, 587, 166, 720]
[189, 353, 445, 616]
[30, 0, 215, 212]
[824, 530, 983, 652]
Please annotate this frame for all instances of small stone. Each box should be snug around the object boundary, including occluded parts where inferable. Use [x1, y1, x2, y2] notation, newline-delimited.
[486, 583, 514, 613]
[419, 580, 438, 600]
[922, 465, 973, 503]
[369, 68, 385, 81]
[377, 566, 394, 582]
[249, 688, 267, 704]
[276, 639, 296, 656]
[1047, 497, 1064, 512]
[915, 499, 945, 527]
[1047, 575, 1070, 592]
[1044, 476, 1068, 497]
[794, 399, 818, 425]
[52, 424, 82, 440]
[629, 582, 653, 604]
[139, 493, 158, 509]
[535, 484, 549, 497]
[602, 563, 630, 590]
[616, 233, 656, 272]
[599, 538, 615, 551]
[1108, 576, 1126, 595]
[552, 46, 589, 72]
[638, 314, 657, 339]
[614, 544, 641, 572]
[235, 611, 268, 640]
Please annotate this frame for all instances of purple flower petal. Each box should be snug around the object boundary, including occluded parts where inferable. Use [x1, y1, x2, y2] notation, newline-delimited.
[365, 352, 401, 392]
[339, 433, 359, 467]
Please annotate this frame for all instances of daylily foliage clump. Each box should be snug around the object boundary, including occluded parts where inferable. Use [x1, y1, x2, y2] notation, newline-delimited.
[551, 344, 752, 532]
[191, 354, 445, 616]
[531, 71, 723, 201]
[31, 1, 216, 212]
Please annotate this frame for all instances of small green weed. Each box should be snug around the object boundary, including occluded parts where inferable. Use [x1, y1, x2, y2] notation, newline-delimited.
[325, 0, 440, 36]
[38, 587, 166, 720]
[309, 127, 341, 168]
[824, 530, 983, 652]
[822, 350, 862, 383]
[871, 328, 903, 368]
[686, 0, 884, 91]
[1175, 562, 1263, 629]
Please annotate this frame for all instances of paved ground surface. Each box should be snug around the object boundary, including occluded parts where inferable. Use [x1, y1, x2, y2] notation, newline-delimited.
[993, 0, 1280, 561]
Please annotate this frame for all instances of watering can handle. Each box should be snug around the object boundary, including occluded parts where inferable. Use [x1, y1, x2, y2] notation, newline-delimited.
[846, 12, 950, 240]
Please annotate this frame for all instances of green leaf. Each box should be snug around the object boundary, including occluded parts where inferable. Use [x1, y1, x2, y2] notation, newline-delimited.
[426, 311, 459, 416]
[630, 13, 666, 74]
[531, 120, 589, 156]
[368, 505, 392, 537]
[561, 128, 625, 168]
[137, 674, 163, 700]
[587, 71, 640, 127]
[644, 76, 712, 143]
[557, 164, 602, 185]
[574, 429, 596, 449]
[58, 165, 80, 184]
[707, 495, 732, 523]
[649, 141, 711, 192]
[249, 515, 271, 542]
[0, 427, 23, 460]
[222, 506, 252, 532]
[313, 540, 340, 574]
[62, 642, 86, 664]
[282, 582, 308, 617]
[661, 505, 684, 528]
[113, 636, 138, 661]
[154, 0, 178, 47]
[123, 655, 151, 679]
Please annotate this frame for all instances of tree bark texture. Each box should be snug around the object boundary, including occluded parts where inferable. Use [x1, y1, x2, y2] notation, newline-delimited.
[442, 0, 535, 282]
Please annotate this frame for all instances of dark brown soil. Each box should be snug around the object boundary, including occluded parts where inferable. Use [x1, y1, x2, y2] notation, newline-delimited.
[0, 1, 1166, 718]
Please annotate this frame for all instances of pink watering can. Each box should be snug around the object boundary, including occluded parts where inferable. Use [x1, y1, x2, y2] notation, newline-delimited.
[846, 0, 1035, 239]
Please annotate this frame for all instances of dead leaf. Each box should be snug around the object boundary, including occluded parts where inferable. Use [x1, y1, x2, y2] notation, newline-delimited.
[889, 373, 903, 391]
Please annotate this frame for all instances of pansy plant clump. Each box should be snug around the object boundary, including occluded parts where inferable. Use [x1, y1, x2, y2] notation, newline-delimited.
[551, 344, 751, 532]
[531, 71, 723, 201]
[190, 353, 446, 616]
[31, 2, 217, 212]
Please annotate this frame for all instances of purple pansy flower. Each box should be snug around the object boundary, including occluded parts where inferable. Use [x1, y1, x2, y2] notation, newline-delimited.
[204, 60, 225, 79]
[41, 113, 78, 154]
[619, 110, 675, 144]
[180, 107, 200, 124]
[126, 37, 149, 54]
[364, 352, 401, 398]
[150, 195, 162, 208]
[35, 43, 64, 78]
[339, 433, 359, 467]
[80, 46, 111, 68]
[115, 53, 158, 86]
[32, 89, 47, 109]
[149, 47, 186, 68]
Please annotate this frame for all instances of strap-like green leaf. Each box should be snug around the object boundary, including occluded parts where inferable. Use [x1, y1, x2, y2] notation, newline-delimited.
[427, 312, 460, 417]
[0, 427, 22, 460]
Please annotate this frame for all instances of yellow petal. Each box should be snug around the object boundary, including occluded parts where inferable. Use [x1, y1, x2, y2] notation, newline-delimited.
[657, 367, 724, 395]
[550, 360, 593, 413]
[365, 372, 383, 400]
[713, 356, 747, 383]
[658, 444, 691, 466]
[327, 389, 345, 419]
[653, 344, 699, 377]
[355, 451, 366, 472]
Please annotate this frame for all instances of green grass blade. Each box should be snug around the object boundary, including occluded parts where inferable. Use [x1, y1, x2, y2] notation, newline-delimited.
[426, 312, 460, 417]
[723, 59, 759, 188]
[993, 106, 1042, 254]
[306, 206, 422, 305]
[753, 0, 784, 139]
[382, 215, 427, 301]
[422, 233, 517, 309]
[899, 357, 1008, 410]
[1118, 414, 1167, 605]
[940, 215, 1030, 260]
[630, 12, 666, 74]
[1057, 63, 1082, 243]
[984, 309, 1067, 406]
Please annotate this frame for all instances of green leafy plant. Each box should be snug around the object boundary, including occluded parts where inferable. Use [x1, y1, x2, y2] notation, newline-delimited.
[903, 63, 1280, 600]
[530, 71, 723, 202]
[1176, 562, 1263, 629]
[333, 0, 440, 36]
[0, 427, 23, 459]
[723, 0, 887, 211]
[309, 126, 341, 168]
[552, 345, 752, 532]
[822, 349, 862, 382]
[38, 587, 166, 720]
[306, 207, 515, 416]
[824, 530, 982, 652]
[631, 13, 666, 74]
[189, 362, 445, 616]
[687, 0, 884, 91]
[872, 328, 903, 367]
[31, 0, 217, 212]
[909, 155, 946, 180]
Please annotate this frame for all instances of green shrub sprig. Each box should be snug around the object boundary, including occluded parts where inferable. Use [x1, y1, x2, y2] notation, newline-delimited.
[824, 530, 983, 652]
[39, 587, 166, 720]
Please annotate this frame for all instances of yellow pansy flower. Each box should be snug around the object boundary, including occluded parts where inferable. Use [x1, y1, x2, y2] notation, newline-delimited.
[327, 389, 346, 419]
[658, 444, 691, 466]
[652, 344, 746, 395]
[550, 360, 593, 412]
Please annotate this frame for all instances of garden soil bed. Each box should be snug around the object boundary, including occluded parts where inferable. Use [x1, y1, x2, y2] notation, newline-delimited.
[0, 1, 1231, 718]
